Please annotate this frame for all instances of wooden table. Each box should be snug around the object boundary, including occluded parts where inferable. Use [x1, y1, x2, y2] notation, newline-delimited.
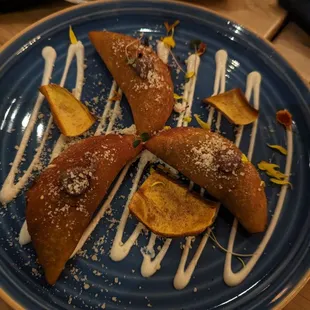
[0, 1, 309, 309]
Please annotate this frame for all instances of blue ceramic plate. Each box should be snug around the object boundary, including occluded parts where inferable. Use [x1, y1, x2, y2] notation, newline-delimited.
[0, 1, 309, 309]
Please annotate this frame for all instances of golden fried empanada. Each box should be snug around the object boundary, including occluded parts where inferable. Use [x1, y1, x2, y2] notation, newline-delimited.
[26, 135, 142, 284]
[89, 31, 174, 135]
[146, 127, 267, 233]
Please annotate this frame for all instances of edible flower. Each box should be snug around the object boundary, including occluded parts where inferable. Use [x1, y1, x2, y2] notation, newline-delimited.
[164, 20, 180, 33]
[185, 71, 195, 79]
[257, 160, 291, 187]
[265, 170, 287, 180]
[258, 161, 287, 180]
[276, 109, 292, 129]
[194, 114, 210, 130]
[197, 42, 207, 56]
[163, 126, 171, 130]
[69, 26, 78, 44]
[270, 178, 292, 188]
[162, 20, 179, 49]
[190, 39, 202, 49]
[183, 116, 192, 123]
[190, 39, 207, 56]
[267, 144, 287, 155]
[257, 161, 279, 171]
[162, 36, 176, 48]
[174, 93, 185, 101]
[241, 154, 249, 163]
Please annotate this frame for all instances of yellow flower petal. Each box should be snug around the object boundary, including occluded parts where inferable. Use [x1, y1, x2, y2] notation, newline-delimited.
[257, 161, 279, 171]
[241, 154, 249, 163]
[164, 20, 180, 33]
[266, 170, 287, 180]
[183, 116, 192, 123]
[194, 114, 210, 130]
[163, 126, 171, 130]
[162, 36, 176, 48]
[69, 25, 78, 45]
[270, 178, 292, 188]
[185, 71, 195, 79]
[260, 181, 265, 187]
[174, 93, 183, 100]
[267, 144, 287, 155]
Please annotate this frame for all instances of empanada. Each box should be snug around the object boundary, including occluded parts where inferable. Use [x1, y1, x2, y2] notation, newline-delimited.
[146, 127, 267, 233]
[26, 135, 142, 284]
[89, 31, 174, 135]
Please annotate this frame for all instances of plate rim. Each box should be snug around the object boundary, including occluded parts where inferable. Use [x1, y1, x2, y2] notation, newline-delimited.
[0, 0, 308, 88]
[0, 1, 309, 309]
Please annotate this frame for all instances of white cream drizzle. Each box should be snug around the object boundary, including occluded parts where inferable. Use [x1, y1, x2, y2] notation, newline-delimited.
[174, 50, 227, 290]
[95, 80, 118, 136]
[174, 233, 210, 289]
[141, 234, 172, 277]
[19, 220, 30, 245]
[223, 73, 293, 287]
[207, 50, 228, 130]
[156, 41, 169, 64]
[110, 150, 156, 261]
[106, 88, 123, 134]
[177, 54, 201, 127]
[0, 47, 56, 205]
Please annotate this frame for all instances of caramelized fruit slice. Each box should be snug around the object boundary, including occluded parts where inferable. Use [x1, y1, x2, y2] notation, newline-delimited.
[129, 171, 219, 237]
[203, 88, 258, 125]
[40, 84, 95, 137]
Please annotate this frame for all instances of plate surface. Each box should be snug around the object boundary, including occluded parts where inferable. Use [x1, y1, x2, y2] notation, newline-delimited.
[0, 1, 309, 309]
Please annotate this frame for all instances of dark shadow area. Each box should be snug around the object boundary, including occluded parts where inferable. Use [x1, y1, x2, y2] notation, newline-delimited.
[0, 0, 68, 13]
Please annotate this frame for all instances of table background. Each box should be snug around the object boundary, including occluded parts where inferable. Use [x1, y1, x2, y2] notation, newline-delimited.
[0, 0, 309, 309]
